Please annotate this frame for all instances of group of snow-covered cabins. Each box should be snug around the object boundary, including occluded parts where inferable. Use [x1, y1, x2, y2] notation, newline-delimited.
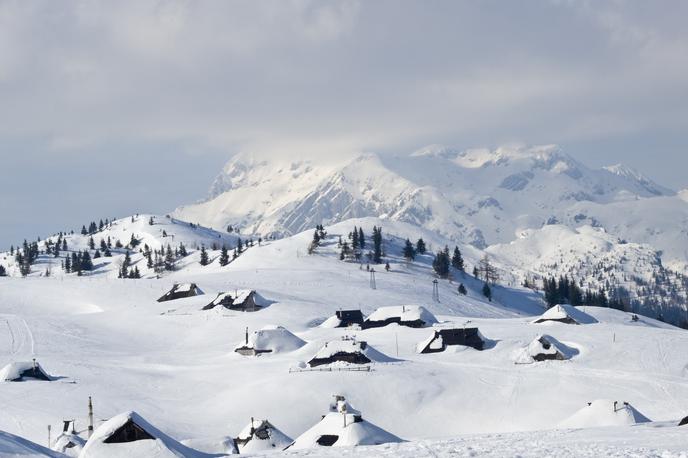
[2, 289, 686, 455]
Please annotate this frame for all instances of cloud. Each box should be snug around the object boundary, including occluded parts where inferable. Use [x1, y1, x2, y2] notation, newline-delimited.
[0, 0, 686, 245]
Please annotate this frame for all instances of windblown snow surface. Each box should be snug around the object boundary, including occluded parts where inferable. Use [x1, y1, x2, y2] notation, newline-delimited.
[0, 217, 687, 456]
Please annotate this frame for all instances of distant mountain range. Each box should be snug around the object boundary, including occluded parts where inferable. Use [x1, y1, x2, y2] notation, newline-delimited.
[174, 145, 688, 324]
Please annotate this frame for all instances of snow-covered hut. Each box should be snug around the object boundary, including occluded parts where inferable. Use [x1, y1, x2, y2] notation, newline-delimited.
[514, 335, 578, 364]
[558, 400, 651, 429]
[285, 396, 403, 450]
[235, 326, 306, 356]
[363, 305, 438, 329]
[234, 419, 292, 453]
[0, 360, 52, 382]
[52, 432, 86, 456]
[79, 411, 208, 458]
[157, 283, 204, 303]
[531, 304, 597, 325]
[307, 337, 394, 368]
[417, 328, 485, 354]
[203, 290, 265, 312]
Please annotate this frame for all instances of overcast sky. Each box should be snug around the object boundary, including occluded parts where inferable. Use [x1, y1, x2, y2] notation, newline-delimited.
[1, 0, 687, 247]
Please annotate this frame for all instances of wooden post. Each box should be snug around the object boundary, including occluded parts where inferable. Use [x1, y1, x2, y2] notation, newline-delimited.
[47, 425, 51, 448]
[88, 396, 94, 438]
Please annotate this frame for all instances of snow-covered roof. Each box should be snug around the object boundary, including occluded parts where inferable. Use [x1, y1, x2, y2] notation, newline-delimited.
[532, 304, 598, 325]
[309, 339, 394, 366]
[288, 400, 402, 450]
[0, 361, 51, 382]
[235, 419, 292, 453]
[513, 335, 578, 364]
[79, 411, 208, 458]
[236, 326, 306, 354]
[0, 429, 64, 457]
[558, 400, 651, 429]
[365, 305, 438, 325]
[175, 283, 195, 293]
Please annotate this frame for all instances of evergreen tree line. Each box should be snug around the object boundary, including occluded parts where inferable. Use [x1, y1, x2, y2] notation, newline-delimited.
[542, 275, 625, 310]
[80, 219, 111, 236]
[430, 245, 464, 279]
[336, 226, 383, 264]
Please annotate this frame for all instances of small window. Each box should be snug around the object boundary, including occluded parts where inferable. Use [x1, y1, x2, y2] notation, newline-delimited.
[316, 435, 339, 446]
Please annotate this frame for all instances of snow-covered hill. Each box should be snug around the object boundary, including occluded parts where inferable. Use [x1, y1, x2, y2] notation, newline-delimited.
[1, 217, 688, 456]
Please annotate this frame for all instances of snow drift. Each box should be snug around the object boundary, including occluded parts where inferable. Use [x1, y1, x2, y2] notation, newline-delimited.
[0, 429, 64, 457]
[234, 325, 306, 356]
[558, 400, 651, 429]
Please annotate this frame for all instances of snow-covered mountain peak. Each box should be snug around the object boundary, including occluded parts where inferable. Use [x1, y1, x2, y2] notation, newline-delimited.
[603, 163, 672, 196]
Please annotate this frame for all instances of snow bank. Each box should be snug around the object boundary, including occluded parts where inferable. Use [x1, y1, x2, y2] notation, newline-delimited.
[79, 411, 209, 458]
[235, 326, 306, 355]
[532, 304, 598, 325]
[0, 429, 63, 457]
[0, 361, 52, 382]
[513, 335, 578, 364]
[287, 398, 403, 450]
[558, 400, 651, 429]
[235, 419, 292, 453]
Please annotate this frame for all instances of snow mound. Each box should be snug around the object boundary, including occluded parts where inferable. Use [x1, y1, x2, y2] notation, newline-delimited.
[287, 397, 403, 450]
[79, 411, 209, 458]
[308, 338, 396, 368]
[235, 419, 292, 453]
[0, 429, 64, 457]
[0, 361, 52, 382]
[513, 335, 578, 364]
[531, 304, 597, 325]
[235, 326, 306, 355]
[364, 305, 438, 328]
[558, 400, 651, 429]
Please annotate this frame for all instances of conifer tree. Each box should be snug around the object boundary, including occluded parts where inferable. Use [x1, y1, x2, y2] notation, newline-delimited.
[416, 238, 426, 254]
[372, 226, 383, 264]
[119, 251, 131, 278]
[89, 236, 95, 250]
[219, 246, 229, 266]
[451, 246, 464, 271]
[482, 283, 492, 301]
[432, 249, 450, 278]
[237, 238, 243, 253]
[0, 265, 6, 277]
[402, 239, 416, 260]
[81, 251, 93, 271]
[164, 245, 175, 271]
[62, 239, 68, 251]
[178, 243, 187, 257]
[65, 256, 72, 273]
[200, 246, 209, 266]
[358, 228, 365, 249]
[81, 225, 88, 235]
[458, 283, 467, 295]
[94, 250, 101, 259]
[352, 226, 359, 250]
[104, 246, 112, 257]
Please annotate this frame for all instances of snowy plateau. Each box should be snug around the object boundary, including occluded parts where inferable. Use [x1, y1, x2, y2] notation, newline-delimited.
[0, 144, 687, 457]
